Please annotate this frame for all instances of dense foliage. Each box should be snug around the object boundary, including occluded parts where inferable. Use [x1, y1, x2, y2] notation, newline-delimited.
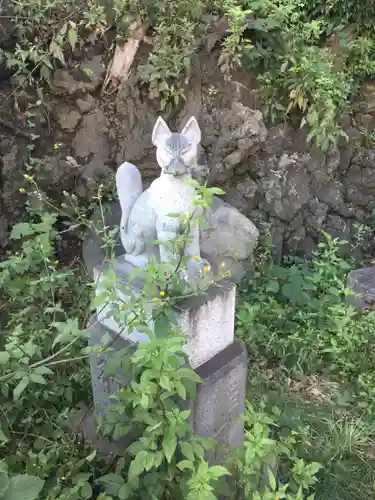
[5, 0, 375, 148]
[2, 0, 375, 498]
[237, 232, 375, 499]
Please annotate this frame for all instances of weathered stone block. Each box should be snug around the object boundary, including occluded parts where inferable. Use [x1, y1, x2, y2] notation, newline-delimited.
[85, 317, 247, 460]
[192, 340, 247, 463]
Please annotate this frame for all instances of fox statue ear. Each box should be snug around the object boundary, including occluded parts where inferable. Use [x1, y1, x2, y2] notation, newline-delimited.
[181, 117, 201, 145]
[152, 117, 171, 147]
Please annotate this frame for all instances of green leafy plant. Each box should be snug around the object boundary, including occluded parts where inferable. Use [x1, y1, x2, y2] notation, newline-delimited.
[237, 230, 375, 499]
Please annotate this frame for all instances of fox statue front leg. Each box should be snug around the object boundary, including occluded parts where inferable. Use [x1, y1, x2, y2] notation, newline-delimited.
[156, 216, 210, 283]
[156, 216, 181, 264]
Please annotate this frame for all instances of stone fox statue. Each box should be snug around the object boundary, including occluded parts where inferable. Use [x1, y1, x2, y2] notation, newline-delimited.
[116, 116, 208, 274]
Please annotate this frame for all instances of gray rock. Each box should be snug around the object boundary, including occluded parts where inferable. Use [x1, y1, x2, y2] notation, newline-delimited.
[313, 180, 344, 209]
[33, 155, 78, 187]
[347, 267, 375, 310]
[304, 199, 329, 230]
[356, 83, 375, 115]
[324, 214, 350, 245]
[223, 178, 259, 212]
[73, 110, 109, 159]
[56, 108, 81, 132]
[201, 197, 259, 281]
[51, 68, 101, 96]
[205, 102, 267, 183]
[115, 78, 158, 180]
[76, 95, 96, 114]
[260, 153, 310, 222]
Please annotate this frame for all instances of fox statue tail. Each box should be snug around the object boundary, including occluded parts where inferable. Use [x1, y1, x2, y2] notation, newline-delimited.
[116, 162, 143, 255]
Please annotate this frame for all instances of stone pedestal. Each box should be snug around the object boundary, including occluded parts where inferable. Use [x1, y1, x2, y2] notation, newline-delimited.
[94, 257, 236, 368]
[85, 255, 246, 461]
[86, 317, 247, 460]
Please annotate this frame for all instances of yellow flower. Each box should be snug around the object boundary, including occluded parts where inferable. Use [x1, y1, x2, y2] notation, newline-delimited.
[153, 297, 159, 302]
[19, 188, 26, 193]
[159, 291, 165, 297]
[203, 266, 210, 273]
[193, 255, 199, 260]
[55, 260, 59, 265]
[54, 143, 63, 151]
[186, 211, 191, 218]
[23, 174, 33, 182]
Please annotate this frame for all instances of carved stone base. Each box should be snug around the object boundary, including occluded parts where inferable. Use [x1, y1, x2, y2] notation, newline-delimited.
[83, 317, 247, 462]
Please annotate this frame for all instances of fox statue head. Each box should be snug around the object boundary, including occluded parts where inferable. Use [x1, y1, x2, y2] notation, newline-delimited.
[152, 116, 201, 177]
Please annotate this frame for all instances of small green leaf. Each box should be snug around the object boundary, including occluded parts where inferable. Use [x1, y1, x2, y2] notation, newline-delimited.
[309, 462, 323, 475]
[177, 459, 194, 471]
[4, 475, 44, 500]
[180, 441, 195, 461]
[85, 450, 97, 462]
[267, 469, 276, 490]
[33, 366, 53, 375]
[14, 377, 29, 400]
[30, 373, 46, 385]
[80, 482, 92, 499]
[0, 352, 10, 365]
[99, 474, 125, 485]
[159, 374, 172, 391]
[112, 423, 131, 441]
[118, 483, 132, 499]
[10, 223, 35, 240]
[192, 442, 205, 458]
[167, 212, 183, 218]
[162, 429, 177, 464]
[0, 428, 8, 444]
[175, 381, 186, 400]
[68, 27, 78, 50]
[209, 465, 230, 480]
[128, 454, 146, 481]
[0, 471, 9, 496]
[144, 453, 155, 472]
[178, 368, 202, 384]
[207, 187, 225, 195]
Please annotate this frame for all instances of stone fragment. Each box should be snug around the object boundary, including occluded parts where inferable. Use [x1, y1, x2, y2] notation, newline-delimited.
[201, 197, 259, 281]
[73, 110, 109, 158]
[51, 69, 99, 96]
[260, 153, 310, 222]
[51, 57, 104, 97]
[347, 267, 375, 310]
[76, 95, 96, 114]
[56, 108, 81, 132]
[205, 102, 267, 183]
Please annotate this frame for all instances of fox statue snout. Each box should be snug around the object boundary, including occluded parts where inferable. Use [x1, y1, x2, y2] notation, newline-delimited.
[165, 156, 187, 176]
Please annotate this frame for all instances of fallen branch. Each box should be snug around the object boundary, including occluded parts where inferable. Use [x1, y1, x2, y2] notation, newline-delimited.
[102, 19, 149, 93]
